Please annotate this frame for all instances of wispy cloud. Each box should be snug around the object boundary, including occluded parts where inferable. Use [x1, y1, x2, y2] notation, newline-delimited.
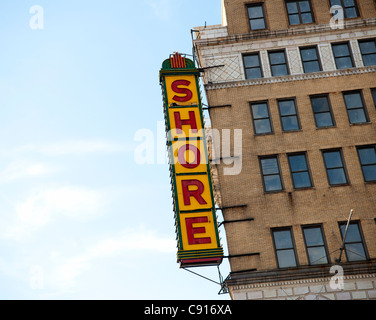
[1, 186, 111, 240]
[0, 161, 55, 183]
[145, 0, 174, 20]
[0, 139, 130, 157]
[47, 226, 176, 292]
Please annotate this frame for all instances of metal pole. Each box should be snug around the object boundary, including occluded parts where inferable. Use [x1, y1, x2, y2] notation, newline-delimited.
[336, 209, 354, 264]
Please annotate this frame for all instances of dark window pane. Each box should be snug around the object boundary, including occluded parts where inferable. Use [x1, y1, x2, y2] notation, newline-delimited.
[252, 103, 268, 119]
[301, 12, 313, 24]
[261, 158, 279, 175]
[293, 172, 311, 188]
[277, 250, 297, 268]
[327, 168, 347, 184]
[282, 116, 299, 131]
[345, 243, 367, 261]
[274, 230, 293, 249]
[307, 247, 328, 265]
[254, 119, 271, 134]
[269, 52, 286, 64]
[289, 155, 308, 171]
[311, 97, 330, 113]
[279, 100, 296, 116]
[348, 109, 367, 124]
[304, 228, 324, 246]
[343, 0, 355, 6]
[271, 65, 289, 76]
[358, 148, 376, 165]
[341, 223, 361, 242]
[363, 165, 376, 181]
[315, 112, 334, 127]
[333, 44, 350, 57]
[299, 1, 311, 12]
[244, 55, 260, 67]
[359, 41, 376, 54]
[286, 2, 298, 13]
[264, 175, 283, 191]
[330, 0, 342, 6]
[304, 61, 321, 73]
[246, 68, 262, 79]
[335, 56, 353, 69]
[288, 14, 300, 25]
[248, 6, 264, 18]
[362, 54, 376, 66]
[323, 151, 343, 168]
[345, 7, 358, 18]
[301, 48, 317, 61]
[344, 92, 363, 109]
[250, 18, 266, 30]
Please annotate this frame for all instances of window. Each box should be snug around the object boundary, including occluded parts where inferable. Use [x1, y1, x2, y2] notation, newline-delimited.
[300, 46, 321, 73]
[288, 153, 313, 189]
[285, 0, 314, 25]
[332, 42, 354, 69]
[310, 95, 335, 128]
[343, 90, 369, 124]
[269, 50, 289, 76]
[278, 99, 301, 131]
[243, 53, 263, 79]
[339, 222, 367, 262]
[357, 146, 376, 182]
[358, 39, 376, 66]
[302, 226, 329, 265]
[372, 88, 376, 107]
[259, 156, 283, 192]
[250, 101, 273, 134]
[272, 228, 297, 268]
[247, 4, 267, 31]
[322, 149, 349, 186]
[329, 0, 359, 19]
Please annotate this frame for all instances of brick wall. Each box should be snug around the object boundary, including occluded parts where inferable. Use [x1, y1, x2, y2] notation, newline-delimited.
[224, 0, 376, 35]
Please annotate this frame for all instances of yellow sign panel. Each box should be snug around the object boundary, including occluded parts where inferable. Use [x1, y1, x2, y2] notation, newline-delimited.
[160, 53, 223, 268]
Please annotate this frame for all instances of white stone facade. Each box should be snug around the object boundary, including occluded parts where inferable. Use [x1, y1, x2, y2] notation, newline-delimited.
[230, 274, 376, 300]
[194, 19, 376, 85]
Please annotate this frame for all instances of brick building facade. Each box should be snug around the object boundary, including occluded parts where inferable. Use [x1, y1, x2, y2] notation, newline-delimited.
[193, 0, 376, 300]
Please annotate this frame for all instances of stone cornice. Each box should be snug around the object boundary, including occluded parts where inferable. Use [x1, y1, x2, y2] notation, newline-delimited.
[226, 261, 376, 290]
[194, 18, 376, 47]
[204, 66, 376, 90]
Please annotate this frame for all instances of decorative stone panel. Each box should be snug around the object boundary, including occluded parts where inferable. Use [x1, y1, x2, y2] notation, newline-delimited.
[203, 55, 242, 83]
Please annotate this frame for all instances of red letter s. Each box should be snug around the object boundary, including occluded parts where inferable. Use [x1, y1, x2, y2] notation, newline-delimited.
[171, 80, 193, 102]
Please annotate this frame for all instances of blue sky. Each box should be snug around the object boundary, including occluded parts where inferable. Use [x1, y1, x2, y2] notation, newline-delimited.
[0, 0, 231, 299]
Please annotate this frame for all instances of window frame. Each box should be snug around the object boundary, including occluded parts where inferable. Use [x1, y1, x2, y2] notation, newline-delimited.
[342, 90, 369, 125]
[338, 221, 368, 262]
[259, 155, 284, 193]
[285, 0, 315, 26]
[302, 224, 330, 265]
[243, 53, 264, 80]
[329, 0, 360, 19]
[268, 50, 290, 77]
[287, 152, 314, 189]
[358, 38, 376, 67]
[356, 145, 376, 183]
[271, 227, 299, 269]
[372, 88, 376, 108]
[310, 94, 336, 128]
[322, 149, 350, 186]
[250, 100, 273, 135]
[277, 98, 301, 132]
[246, 3, 268, 31]
[300, 46, 322, 73]
[331, 42, 354, 70]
